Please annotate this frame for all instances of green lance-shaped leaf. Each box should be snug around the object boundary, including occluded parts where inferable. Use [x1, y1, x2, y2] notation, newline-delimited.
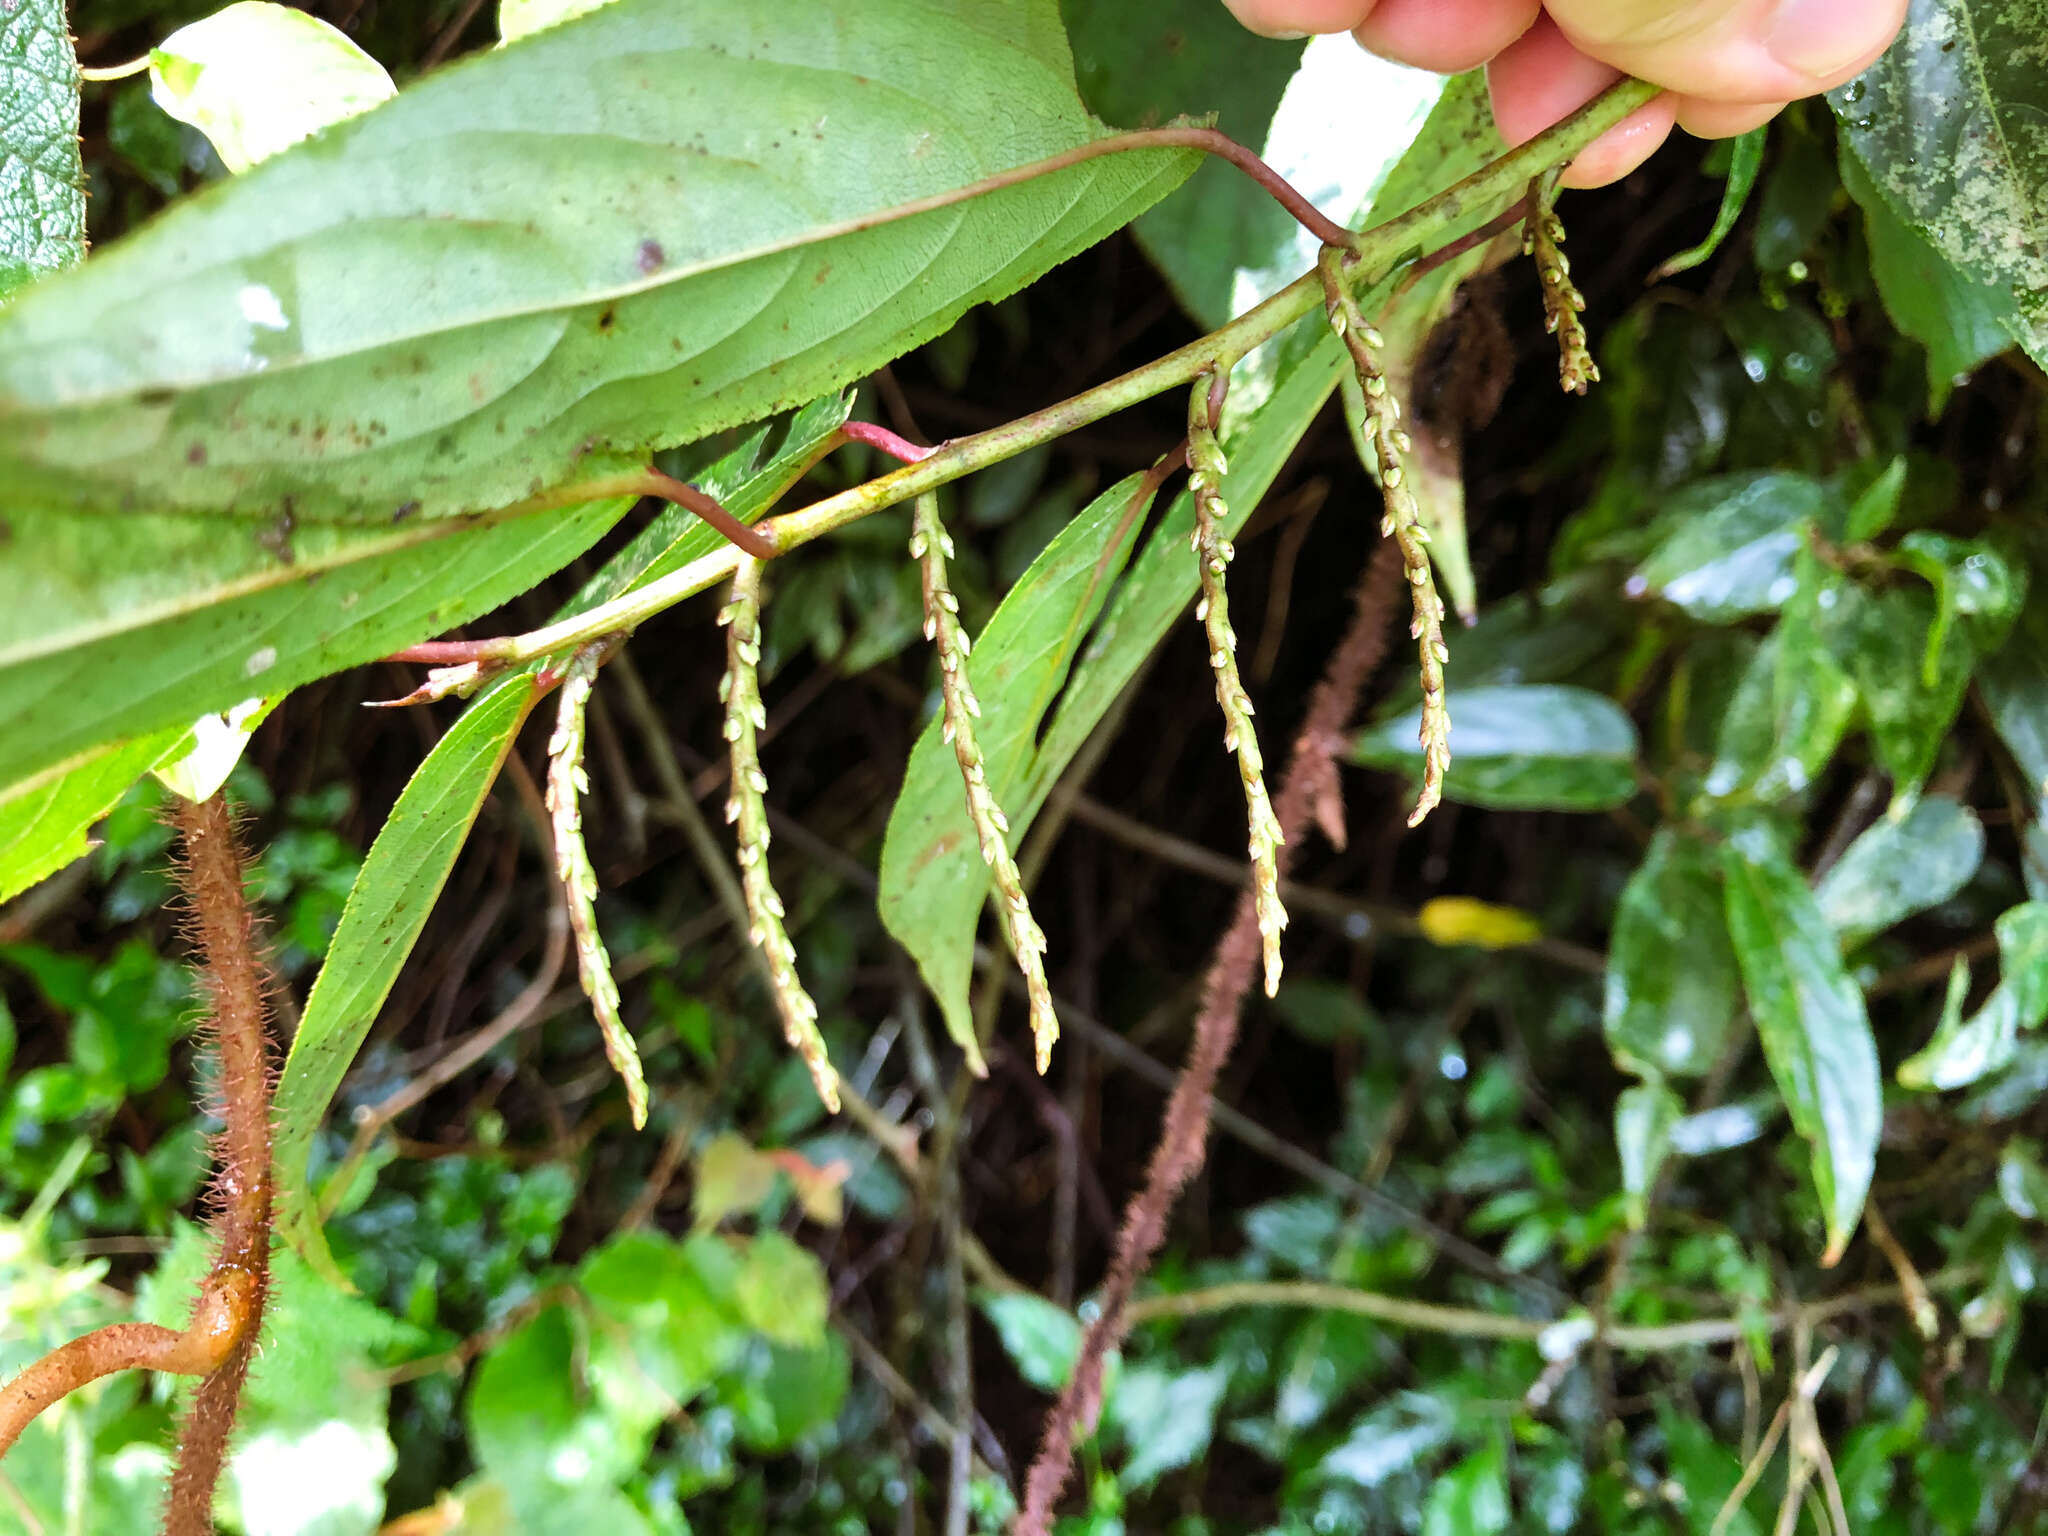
[1899, 903, 2048, 1091]
[719, 557, 839, 1112]
[1188, 377, 1286, 995]
[0, 0, 84, 307]
[1525, 175, 1598, 394]
[0, 725, 188, 902]
[1649, 126, 1766, 281]
[911, 494, 1057, 1073]
[1721, 830, 1882, 1266]
[545, 644, 647, 1129]
[1320, 246, 1451, 825]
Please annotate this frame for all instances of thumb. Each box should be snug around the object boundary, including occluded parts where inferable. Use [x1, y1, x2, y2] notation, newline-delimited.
[1542, 0, 1907, 101]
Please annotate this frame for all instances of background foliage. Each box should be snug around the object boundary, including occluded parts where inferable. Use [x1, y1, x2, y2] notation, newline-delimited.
[5, 0, 2048, 1532]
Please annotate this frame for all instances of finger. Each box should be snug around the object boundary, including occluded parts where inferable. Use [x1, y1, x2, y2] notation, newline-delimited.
[1487, 17, 1679, 187]
[1351, 0, 1541, 74]
[1545, 0, 1909, 102]
[1673, 96, 1784, 138]
[1220, 0, 1376, 37]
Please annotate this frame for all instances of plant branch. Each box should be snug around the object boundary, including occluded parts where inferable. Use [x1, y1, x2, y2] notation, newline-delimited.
[381, 78, 1657, 679]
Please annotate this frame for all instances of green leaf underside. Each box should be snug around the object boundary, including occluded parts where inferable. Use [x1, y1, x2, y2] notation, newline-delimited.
[878, 333, 1344, 1049]
[1721, 834, 1881, 1264]
[0, 497, 630, 798]
[1604, 830, 1742, 1079]
[1830, 0, 2048, 370]
[0, 0, 1196, 531]
[0, 0, 83, 306]
[272, 399, 849, 1274]
[1352, 684, 1640, 813]
[0, 727, 186, 902]
[273, 677, 538, 1278]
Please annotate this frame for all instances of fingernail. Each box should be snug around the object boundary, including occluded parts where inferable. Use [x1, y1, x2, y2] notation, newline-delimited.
[1768, 0, 1884, 79]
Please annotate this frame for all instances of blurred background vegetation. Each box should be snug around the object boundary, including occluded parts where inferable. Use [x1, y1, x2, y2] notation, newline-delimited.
[6, 1, 2048, 1532]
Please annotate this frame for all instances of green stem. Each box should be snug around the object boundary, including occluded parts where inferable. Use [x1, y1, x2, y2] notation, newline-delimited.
[425, 78, 1658, 674]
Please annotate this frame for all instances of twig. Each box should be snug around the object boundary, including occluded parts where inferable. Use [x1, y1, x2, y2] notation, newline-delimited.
[1016, 535, 1408, 1533]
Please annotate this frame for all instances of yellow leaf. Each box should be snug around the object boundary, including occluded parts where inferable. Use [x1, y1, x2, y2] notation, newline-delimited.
[1417, 896, 1542, 951]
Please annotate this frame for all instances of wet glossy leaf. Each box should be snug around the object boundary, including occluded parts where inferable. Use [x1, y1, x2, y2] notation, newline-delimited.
[1353, 685, 1639, 813]
[1845, 582, 2018, 798]
[149, 2, 396, 174]
[1845, 455, 1908, 543]
[1704, 576, 1856, 804]
[0, 0, 82, 305]
[1615, 1079, 1682, 1228]
[1721, 831, 1882, 1264]
[0, 0, 1193, 526]
[1604, 830, 1742, 1078]
[1831, 0, 2048, 370]
[1752, 122, 1835, 273]
[1816, 795, 1984, 942]
[1627, 472, 1829, 623]
[1901, 903, 2048, 1090]
[1839, 144, 2017, 405]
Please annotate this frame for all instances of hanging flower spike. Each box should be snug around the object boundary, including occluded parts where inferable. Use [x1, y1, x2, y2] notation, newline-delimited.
[545, 643, 649, 1128]
[1318, 247, 1452, 826]
[909, 493, 1059, 1071]
[1186, 374, 1287, 997]
[1526, 173, 1599, 395]
[720, 557, 841, 1112]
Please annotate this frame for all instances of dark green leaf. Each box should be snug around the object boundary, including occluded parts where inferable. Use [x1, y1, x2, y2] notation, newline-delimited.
[1062, 0, 1304, 327]
[1651, 126, 1765, 280]
[1721, 831, 1882, 1263]
[1980, 601, 2048, 813]
[1604, 830, 1742, 1078]
[1845, 582, 2017, 799]
[1845, 455, 1908, 543]
[1901, 903, 2048, 1090]
[1816, 795, 1984, 942]
[0, 0, 83, 305]
[1352, 685, 1639, 813]
[1627, 472, 1829, 623]
[1752, 122, 1836, 273]
[1831, 0, 2048, 370]
[1839, 144, 2016, 405]
[1421, 1438, 1510, 1536]
[1704, 576, 1856, 805]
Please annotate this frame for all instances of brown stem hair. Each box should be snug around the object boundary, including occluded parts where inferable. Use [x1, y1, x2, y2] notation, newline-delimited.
[0, 793, 276, 1535]
[1015, 535, 1407, 1534]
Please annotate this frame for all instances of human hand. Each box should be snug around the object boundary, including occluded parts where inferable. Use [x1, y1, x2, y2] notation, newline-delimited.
[1219, 0, 1907, 186]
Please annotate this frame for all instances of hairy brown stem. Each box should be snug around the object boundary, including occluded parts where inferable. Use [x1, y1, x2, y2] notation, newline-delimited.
[1015, 535, 1407, 1532]
[163, 793, 276, 1536]
[0, 795, 276, 1530]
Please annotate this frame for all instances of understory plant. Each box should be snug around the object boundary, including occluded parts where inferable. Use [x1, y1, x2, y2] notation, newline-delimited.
[3, 0, 2048, 1531]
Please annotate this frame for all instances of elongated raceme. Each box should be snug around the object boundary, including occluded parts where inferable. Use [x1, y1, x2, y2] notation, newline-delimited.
[1319, 247, 1452, 826]
[909, 493, 1058, 1071]
[1186, 376, 1286, 997]
[719, 557, 841, 1111]
[545, 644, 649, 1129]
[1526, 173, 1598, 395]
